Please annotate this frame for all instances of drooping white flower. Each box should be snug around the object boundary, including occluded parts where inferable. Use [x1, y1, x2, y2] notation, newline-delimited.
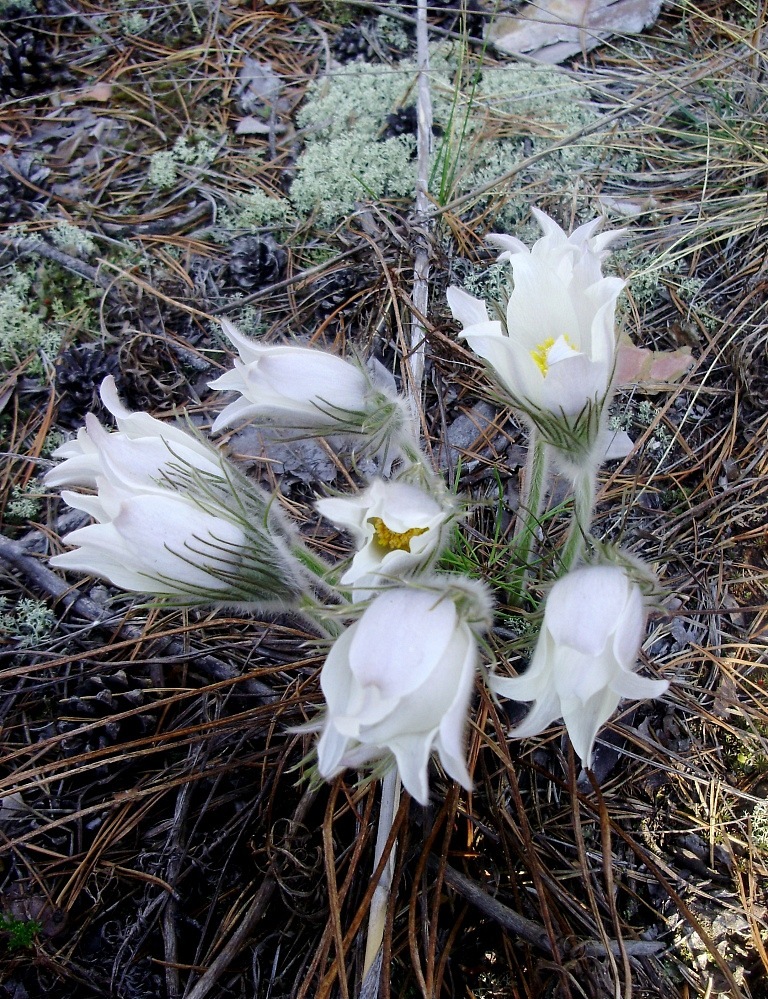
[45, 376, 222, 490]
[447, 209, 625, 459]
[51, 483, 246, 594]
[316, 478, 453, 599]
[490, 564, 668, 769]
[316, 584, 488, 804]
[45, 380, 305, 604]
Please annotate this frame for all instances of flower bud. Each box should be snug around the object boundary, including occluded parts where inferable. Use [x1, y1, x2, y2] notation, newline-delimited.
[208, 322, 410, 472]
[490, 564, 668, 768]
[46, 380, 307, 606]
[315, 581, 490, 804]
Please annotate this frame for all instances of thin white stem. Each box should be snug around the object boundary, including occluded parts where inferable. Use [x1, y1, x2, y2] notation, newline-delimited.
[361, 770, 401, 987]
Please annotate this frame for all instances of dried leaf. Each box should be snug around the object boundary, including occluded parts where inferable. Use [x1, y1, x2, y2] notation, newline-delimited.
[616, 336, 694, 392]
[489, 0, 662, 64]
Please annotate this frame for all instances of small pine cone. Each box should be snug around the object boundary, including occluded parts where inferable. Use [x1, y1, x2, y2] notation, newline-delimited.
[0, 153, 50, 221]
[229, 234, 287, 291]
[310, 266, 370, 321]
[118, 332, 188, 412]
[382, 104, 418, 140]
[332, 24, 377, 63]
[56, 670, 156, 761]
[55, 345, 121, 429]
[0, 29, 71, 98]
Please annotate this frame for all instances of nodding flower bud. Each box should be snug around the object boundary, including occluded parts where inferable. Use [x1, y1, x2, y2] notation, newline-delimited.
[208, 321, 412, 472]
[46, 378, 307, 608]
[314, 579, 492, 804]
[490, 563, 669, 769]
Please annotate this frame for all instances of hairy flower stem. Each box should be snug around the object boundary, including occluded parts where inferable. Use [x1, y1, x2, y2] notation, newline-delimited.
[362, 770, 401, 986]
[510, 433, 549, 601]
[559, 466, 597, 574]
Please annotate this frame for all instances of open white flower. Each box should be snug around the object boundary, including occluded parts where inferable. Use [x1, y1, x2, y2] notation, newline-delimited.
[316, 586, 481, 804]
[316, 479, 453, 599]
[447, 209, 625, 458]
[490, 564, 668, 768]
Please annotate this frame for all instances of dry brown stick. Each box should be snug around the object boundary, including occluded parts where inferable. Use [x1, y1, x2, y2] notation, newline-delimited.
[0, 532, 276, 698]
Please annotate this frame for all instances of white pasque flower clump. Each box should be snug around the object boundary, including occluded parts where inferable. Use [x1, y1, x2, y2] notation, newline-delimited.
[447, 208, 626, 462]
[315, 478, 454, 600]
[490, 564, 669, 768]
[208, 321, 410, 466]
[45, 378, 303, 604]
[315, 581, 491, 805]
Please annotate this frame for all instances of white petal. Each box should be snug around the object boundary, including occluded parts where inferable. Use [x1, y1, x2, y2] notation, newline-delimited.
[485, 232, 528, 258]
[389, 733, 433, 805]
[347, 590, 455, 699]
[507, 690, 562, 740]
[611, 670, 669, 701]
[545, 566, 631, 657]
[446, 286, 490, 327]
[561, 687, 620, 769]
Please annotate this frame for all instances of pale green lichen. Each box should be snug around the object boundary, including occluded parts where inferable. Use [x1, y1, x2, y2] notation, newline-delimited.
[5, 485, 42, 523]
[752, 799, 768, 851]
[221, 188, 296, 232]
[0, 597, 55, 649]
[50, 221, 98, 257]
[148, 132, 220, 190]
[119, 11, 149, 36]
[0, 268, 49, 367]
[148, 150, 178, 190]
[291, 48, 633, 230]
[291, 133, 416, 225]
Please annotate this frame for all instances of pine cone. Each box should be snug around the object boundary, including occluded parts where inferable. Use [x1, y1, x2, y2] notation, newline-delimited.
[0, 23, 71, 98]
[56, 670, 156, 762]
[0, 153, 50, 222]
[55, 345, 121, 429]
[309, 266, 371, 321]
[229, 234, 287, 291]
[382, 104, 418, 140]
[332, 24, 377, 63]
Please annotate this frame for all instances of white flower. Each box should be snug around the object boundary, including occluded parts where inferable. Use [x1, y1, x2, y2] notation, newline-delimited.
[50, 483, 246, 594]
[316, 586, 480, 804]
[209, 320, 375, 432]
[45, 376, 222, 490]
[447, 209, 625, 455]
[490, 564, 668, 768]
[45, 380, 304, 603]
[316, 479, 453, 599]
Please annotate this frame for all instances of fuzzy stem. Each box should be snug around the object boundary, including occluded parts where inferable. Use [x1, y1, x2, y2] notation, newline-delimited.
[559, 465, 597, 574]
[514, 432, 549, 566]
[362, 770, 401, 987]
[509, 431, 549, 601]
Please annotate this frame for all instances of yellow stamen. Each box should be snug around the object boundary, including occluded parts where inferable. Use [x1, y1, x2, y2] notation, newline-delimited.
[530, 334, 578, 376]
[369, 517, 428, 553]
[530, 337, 556, 376]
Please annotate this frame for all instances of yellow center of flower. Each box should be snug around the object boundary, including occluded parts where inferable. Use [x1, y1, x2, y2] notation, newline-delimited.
[530, 334, 578, 376]
[368, 517, 428, 552]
